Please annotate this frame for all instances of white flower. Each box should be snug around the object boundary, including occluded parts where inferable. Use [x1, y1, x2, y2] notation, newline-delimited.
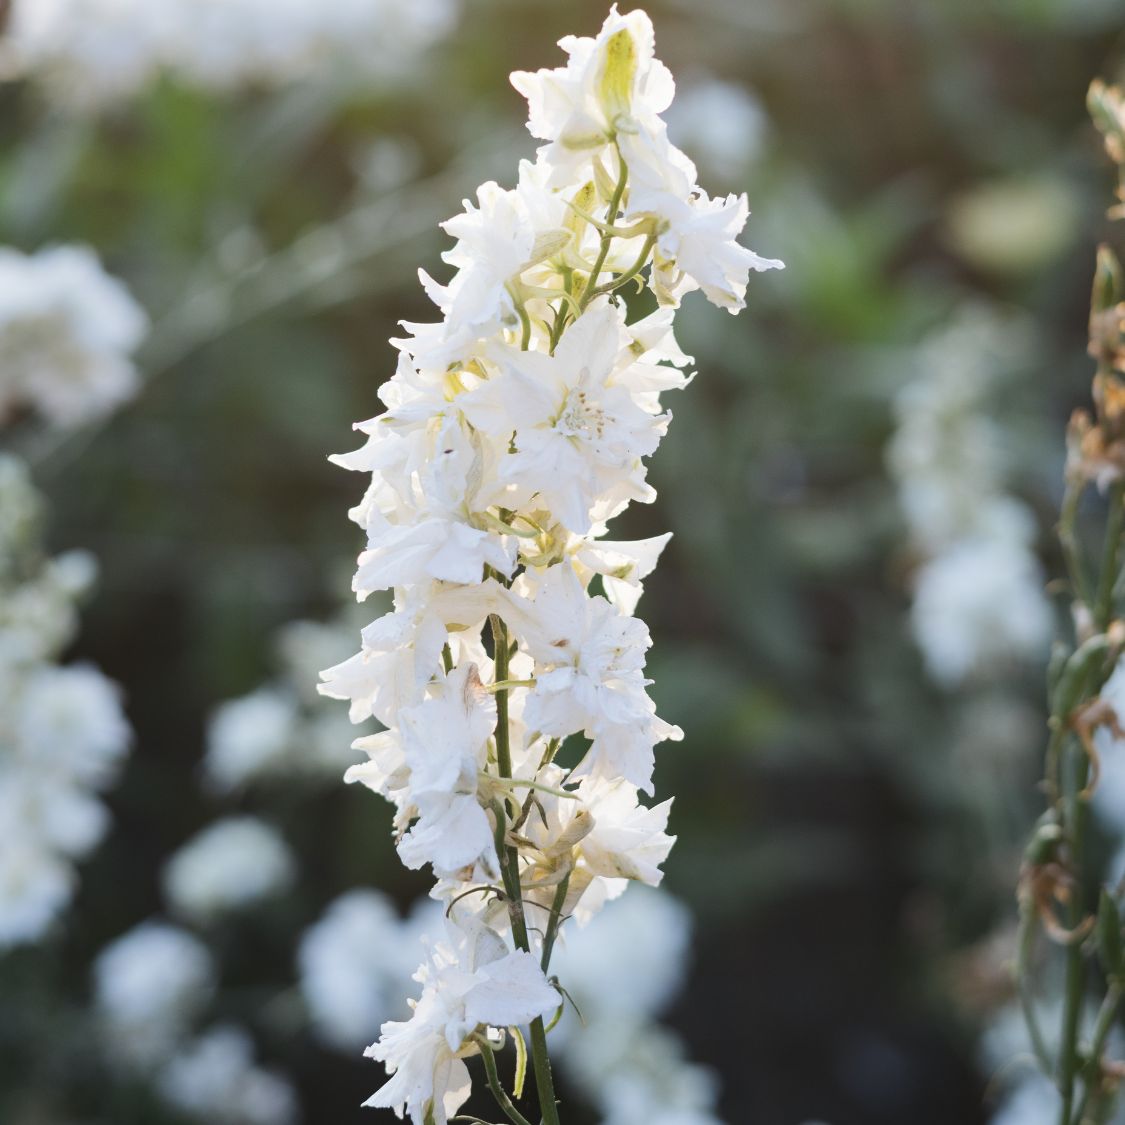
[0, 244, 146, 429]
[394, 664, 499, 878]
[2, 0, 458, 106]
[322, 10, 777, 1117]
[94, 921, 215, 1067]
[298, 889, 415, 1052]
[510, 563, 681, 793]
[510, 6, 675, 185]
[911, 530, 1050, 686]
[463, 304, 665, 534]
[420, 161, 569, 340]
[0, 454, 41, 562]
[0, 832, 71, 949]
[163, 816, 295, 923]
[15, 662, 130, 786]
[158, 1024, 298, 1125]
[552, 885, 690, 1024]
[366, 917, 559, 1125]
[203, 687, 299, 793]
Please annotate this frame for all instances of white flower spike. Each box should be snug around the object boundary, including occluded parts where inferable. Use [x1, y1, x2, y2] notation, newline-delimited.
[321, 7, 780, 1122]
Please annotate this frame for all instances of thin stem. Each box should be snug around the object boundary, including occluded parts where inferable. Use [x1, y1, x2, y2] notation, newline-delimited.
[517, 301, 532, 351]
[479, 1041, 534, 1125]
[589, 232, 657, 300]
[1016, 904, 1057, 1078]
[578, 146, 628, 310]
[487, 615, 562, 1125]
[541, 874, 571, 973]
[1059, 740, 1093, 1125]
[1060, 480, 1093, 609]
[1073, 983, 1123, 1125]
[1094, 482, 1125, 630]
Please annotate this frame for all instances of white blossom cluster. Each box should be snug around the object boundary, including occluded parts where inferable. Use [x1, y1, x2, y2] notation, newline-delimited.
[94, 923, 299, 1125]
[0, 245, 147, 430]
[886, 307, 1051, 686]
[319, 7, 779, 1121]
[0, 0, 457, 107]
[93, 891, 299, 1121]
[0, 455, 131, 949]
[298, 885, 724, 1123]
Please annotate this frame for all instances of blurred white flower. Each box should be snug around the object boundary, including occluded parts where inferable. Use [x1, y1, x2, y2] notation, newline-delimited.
[549, 886, 724, 1125]
[887, 307, 1050, 686]
[298, 889, 413, 1051]
[93, 921, 216, 1067]
[665, 78, 767, 183]
[158, 1024, 298, 1125]
[910, 531, 1050, 686]
[0, 468, 131, 951]
[204, 688, 299, 794]
[16, 663, 130, 785]
[0, 834, 71, 948]
[2, 0, 459, 106]
[552, 884, 691, 1025]
[988, 1074, 1059, 1125]
[163, 816, 295, 923]
[0, 245, 147, 430]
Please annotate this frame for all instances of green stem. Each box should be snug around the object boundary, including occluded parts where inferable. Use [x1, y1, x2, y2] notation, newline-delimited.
[479, 1040, 534, 1125]
[1057, 482, 1125, 1125]
[1073, 983, 1123, 1125]
[541, 874, 571, 973]
[1059, 741, 1093, 1125]
[1094, 482, 1125, 631]
[1060, 480, 1093, 609]
[578, 146, 628, 310]
[589, 232, 657, 300]
[488, 615, 562, 1125]
[1016, 904, 1056, 1077]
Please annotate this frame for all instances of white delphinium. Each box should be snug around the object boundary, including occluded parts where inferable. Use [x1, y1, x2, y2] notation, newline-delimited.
[0, 245, 147, 430]
[886, 307, 1050, 685]
[319, 8, 779, 1122]
[163, 816, 295, 924]
[93, 921, 216, 1068]
[158, 1024, 298, 1125]
[1, 0, 457, 107]
[0, 455, 131, 949]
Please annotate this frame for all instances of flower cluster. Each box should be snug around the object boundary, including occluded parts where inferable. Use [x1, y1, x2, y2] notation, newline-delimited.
[0, 245, 147, 431]
[320, 7, 779, 1121]
[0, 455, 132, 949]
[298, 884, 721, 1124]
[0, 0, 457, 107]
[886, 306, 1050, 686]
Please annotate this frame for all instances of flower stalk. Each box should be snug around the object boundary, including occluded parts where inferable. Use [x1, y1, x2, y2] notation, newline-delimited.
[1019, 78, 1125, 1125]
[319, 8, 781, 1123]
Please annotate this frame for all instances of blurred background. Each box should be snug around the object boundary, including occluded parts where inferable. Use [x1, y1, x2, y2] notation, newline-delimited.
[1, 1, 1124, 1123]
